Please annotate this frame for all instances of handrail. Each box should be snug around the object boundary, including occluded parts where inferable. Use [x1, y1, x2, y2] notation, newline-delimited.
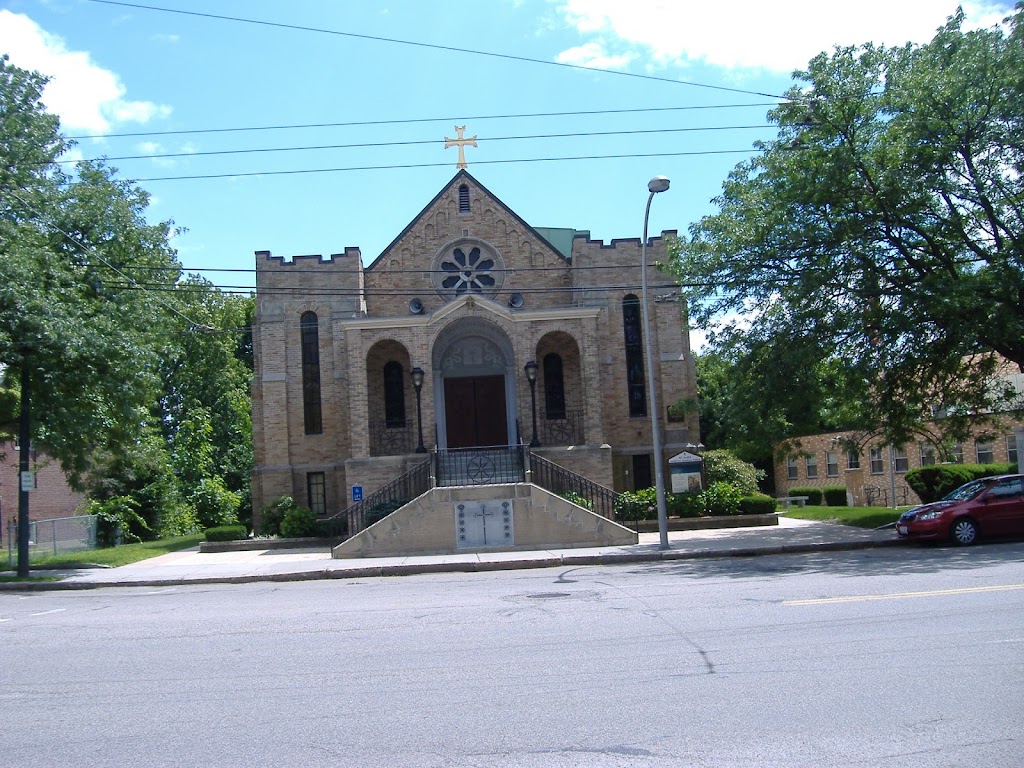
[322, 458, 432, 538]
[528, 452, 623, 521]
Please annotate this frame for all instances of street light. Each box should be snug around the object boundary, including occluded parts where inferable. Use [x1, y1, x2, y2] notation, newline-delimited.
[524, 360, 540, 447]
[641, 175, 671, 549]
[410, 366, 426, 453]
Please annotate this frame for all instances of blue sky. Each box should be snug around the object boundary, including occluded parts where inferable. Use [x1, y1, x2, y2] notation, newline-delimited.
[1, 0, 1016, 317]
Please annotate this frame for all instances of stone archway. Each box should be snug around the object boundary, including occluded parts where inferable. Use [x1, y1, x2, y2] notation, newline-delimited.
[432, 319, 517, 449]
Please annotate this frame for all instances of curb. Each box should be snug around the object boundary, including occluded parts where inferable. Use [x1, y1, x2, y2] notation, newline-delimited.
[0, 537, 905, 591]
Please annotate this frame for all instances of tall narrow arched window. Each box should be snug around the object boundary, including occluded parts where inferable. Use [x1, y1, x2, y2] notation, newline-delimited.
[543, 353, 566, 420]
[458, 184, 470, 213]
[383, 361, 406, 428]
[300, 311, 322, 434]
[622, 295, 646, 417]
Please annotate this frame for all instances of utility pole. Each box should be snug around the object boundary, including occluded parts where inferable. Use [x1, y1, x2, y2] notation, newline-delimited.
[17, 352, 31, 578]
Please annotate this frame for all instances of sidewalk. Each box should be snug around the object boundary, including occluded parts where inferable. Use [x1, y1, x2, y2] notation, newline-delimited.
[8, 516, 903, 590]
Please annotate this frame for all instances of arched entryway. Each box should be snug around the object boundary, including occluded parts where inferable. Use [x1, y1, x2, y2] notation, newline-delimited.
[432, 319, 518, 449]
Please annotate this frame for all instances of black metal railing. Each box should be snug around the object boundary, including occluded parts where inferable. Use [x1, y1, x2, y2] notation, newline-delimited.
[323, 458, 432, 538]
[540, 408, 584, 446]
[369, 420, 414, 456]
[435, 445, 526, 487]
[528, 452, 622, 521]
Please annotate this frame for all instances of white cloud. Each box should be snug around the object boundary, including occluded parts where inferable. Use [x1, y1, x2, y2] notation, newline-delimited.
[556, 42, 635, 70]
[553, 0, 1016, 74]
[0, 11, 172, 134]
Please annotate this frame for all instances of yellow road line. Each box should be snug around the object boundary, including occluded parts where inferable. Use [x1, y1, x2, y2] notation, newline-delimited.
[785, 584, 1024, 606]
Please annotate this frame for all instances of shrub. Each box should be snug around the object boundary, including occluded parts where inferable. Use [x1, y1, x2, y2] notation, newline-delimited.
[905, 462, 1015, 503]
[259, 496, 298, 536]
[702, 450, 765, 495]
[615, 488, 658, 521]
[701, 481, 744, 516]
[280, 505, 318, 538]
[668, 491, 705, 518]
[823, 486, 848, 506]
[559, 490, 594, 511]
[205, 525, 248, 542]
[738, 493, 777, 515]
[363, 498, 409, 527]
[189, 476, 241, 529]
[789, 486, 823, 505]
[89, 495, 150, 547]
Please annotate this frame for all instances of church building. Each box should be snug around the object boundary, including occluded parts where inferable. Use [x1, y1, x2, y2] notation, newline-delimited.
[250, 168, 700, 540]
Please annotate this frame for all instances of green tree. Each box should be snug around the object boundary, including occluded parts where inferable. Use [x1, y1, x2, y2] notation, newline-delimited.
[672, 9, 1024, 449]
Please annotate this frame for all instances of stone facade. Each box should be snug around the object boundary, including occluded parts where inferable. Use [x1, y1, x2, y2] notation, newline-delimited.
[251, 171, 700, 526]
[774, 423, 1024, 506]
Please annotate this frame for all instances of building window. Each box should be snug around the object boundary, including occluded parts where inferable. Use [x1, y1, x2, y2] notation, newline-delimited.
[976, 440, 994, 464]
[893, 446, 909, 473]
[458, 184, 470, 213]
[1008, 433, 1019, 466]
[847, 450, 860, 470]
[632, 454, 652, 490]
[300, 311, 322, 435]
[542, 353, 566, 420]
[869, 447, 884, 475]
[920, 443, 936, 466]
[383, 361, 406, 428]
[787, 456, 798, 480]
[949, 443, 964, 463]
[307, 472, 326, 516]
[623, 295, 646, 417]
[826, 451, 839, 477]
[805, 455, 818, 479]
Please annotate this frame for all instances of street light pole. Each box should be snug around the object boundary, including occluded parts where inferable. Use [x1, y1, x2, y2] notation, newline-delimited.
[640, 176, 671, 550]
[524, 360, 540, 447]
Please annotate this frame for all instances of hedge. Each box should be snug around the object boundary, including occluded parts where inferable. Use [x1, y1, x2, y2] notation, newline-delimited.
[823, 486, 847, 506]
[905, 462, 1016, 503]
[739, 493, 777, 515]
[204, 525, 248, 542]
[789, 486, 823, 505]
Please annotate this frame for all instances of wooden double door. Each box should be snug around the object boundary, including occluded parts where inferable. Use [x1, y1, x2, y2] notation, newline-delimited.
[444, 375, 509, 448]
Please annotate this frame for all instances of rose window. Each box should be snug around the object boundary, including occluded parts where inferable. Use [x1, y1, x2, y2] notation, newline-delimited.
[432, 239, 504, 301]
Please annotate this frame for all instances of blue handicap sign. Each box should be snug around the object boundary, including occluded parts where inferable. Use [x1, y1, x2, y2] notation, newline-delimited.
[352, 485, 363, 502]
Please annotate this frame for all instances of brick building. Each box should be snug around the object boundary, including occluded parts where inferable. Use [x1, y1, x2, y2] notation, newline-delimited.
[774, 423, 1024, 506]
[0, 441, 86, 539]
[251, 170, 700, 523]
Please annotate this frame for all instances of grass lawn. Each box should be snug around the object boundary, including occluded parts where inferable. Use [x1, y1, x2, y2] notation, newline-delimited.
[0, 533, 205, 572]
[785, 505, 908, 529]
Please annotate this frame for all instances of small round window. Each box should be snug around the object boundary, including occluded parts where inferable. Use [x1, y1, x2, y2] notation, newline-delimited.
[432, 239, 504, 301]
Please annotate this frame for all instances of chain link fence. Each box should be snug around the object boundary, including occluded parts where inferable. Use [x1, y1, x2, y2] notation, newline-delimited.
[5, 514, 98, 567]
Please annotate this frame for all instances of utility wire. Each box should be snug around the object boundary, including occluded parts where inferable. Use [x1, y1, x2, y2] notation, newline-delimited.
[130, 148, 756, 182]
[67, 103, 779, 141]
[64, 125, 773, 164]
[84, 0, 790, 101]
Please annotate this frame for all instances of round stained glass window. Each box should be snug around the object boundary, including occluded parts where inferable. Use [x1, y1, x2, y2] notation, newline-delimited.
[432, 240, 504, 301]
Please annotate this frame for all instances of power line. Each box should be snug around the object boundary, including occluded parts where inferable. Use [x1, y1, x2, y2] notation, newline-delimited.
[84, 0, 790, 101]
[129, 148, 757, 182]
[68, 104, 779, 141]
[65, 125, 773, 164]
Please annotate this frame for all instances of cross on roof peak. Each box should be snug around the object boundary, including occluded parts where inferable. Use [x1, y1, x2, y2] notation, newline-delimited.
[444, 125, 477, 170]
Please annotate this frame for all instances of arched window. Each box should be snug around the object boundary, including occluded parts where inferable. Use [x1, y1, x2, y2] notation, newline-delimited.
[383, 361, 406, 428]
[458, 184, 470, 213]
[543, 353, 566, 420]
[300, 312, 322, 434]
[622, 295, 646, 416]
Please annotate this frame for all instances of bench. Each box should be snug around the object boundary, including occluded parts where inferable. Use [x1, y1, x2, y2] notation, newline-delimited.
[777, 496, 810, 509]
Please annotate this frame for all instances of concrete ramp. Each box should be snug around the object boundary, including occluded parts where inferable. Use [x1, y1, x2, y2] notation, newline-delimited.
[332, 483, 637, 559]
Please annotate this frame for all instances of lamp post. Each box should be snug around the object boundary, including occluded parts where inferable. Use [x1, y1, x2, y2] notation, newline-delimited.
[524, 360, 540, 447]
[411, 366, 426, 453]
[641, 175, 671, 549]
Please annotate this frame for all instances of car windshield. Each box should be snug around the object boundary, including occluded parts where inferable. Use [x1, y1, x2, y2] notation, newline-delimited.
[943, 479, 989, 502]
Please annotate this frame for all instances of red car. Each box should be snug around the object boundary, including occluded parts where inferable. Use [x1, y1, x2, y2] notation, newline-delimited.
[897, 474, 1024, 545]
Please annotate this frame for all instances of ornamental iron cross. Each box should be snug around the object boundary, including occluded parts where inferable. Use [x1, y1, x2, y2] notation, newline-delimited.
[444, 125, 477, 169]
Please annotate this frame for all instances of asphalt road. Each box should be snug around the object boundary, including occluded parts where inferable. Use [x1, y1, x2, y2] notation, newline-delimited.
[2, 542, 1022, 767]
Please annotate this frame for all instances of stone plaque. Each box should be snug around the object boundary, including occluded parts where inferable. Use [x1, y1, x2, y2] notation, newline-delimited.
[455, 500, 514, 549]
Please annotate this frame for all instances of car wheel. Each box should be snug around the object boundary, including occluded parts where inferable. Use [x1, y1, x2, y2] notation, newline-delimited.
[950, 518, 979, 546]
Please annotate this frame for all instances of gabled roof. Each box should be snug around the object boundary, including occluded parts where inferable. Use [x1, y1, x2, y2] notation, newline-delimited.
[365, 170, 569, 272]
